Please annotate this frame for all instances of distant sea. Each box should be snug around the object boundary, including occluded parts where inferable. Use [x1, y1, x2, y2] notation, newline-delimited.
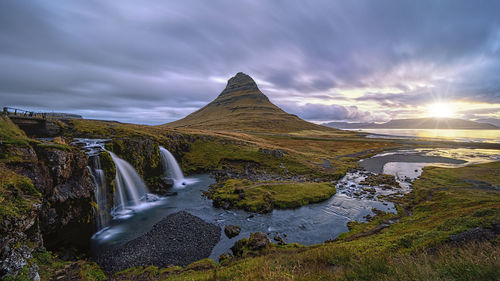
[355, 129, 500, 143]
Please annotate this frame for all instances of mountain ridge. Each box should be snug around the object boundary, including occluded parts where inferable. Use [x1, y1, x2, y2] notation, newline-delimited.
[323, 118, 500, 130]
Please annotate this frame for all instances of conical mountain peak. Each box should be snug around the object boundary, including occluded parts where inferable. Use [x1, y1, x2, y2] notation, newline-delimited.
[219, 72, 260, 97]
[166, 72, 332, 132]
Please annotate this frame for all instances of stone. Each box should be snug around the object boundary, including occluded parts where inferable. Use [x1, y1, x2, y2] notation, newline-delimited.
[218, 252, 233, 264]
[224, 225, 241, 238]
[273, 235, 286, 246]
[248, 232, 270, 250]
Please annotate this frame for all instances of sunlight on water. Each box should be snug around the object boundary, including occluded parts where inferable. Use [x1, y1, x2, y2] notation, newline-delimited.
[360, 129, 500, 143]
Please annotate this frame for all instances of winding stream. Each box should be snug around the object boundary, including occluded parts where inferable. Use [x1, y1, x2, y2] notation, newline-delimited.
[83, 141, 499, 261]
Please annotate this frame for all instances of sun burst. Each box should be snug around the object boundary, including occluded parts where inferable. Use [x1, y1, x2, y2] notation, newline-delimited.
[427, 102, 454, 118]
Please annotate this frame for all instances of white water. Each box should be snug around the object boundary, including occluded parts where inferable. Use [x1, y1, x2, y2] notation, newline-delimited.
[108, 152, 152, 216]
[88, 155, 110, 230]
[159, 146, 197, 188]
[74, 138, 111, 231]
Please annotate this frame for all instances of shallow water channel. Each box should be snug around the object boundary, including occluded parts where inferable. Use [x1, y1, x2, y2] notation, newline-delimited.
[91, 147, 499, 260]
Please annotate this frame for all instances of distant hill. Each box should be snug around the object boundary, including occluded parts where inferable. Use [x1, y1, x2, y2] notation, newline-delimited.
[476, 118, 500, 127]
[166, 72, 335, 132]
[322, 121, 375, 129]
[323, 118, 500, 130]
[43, 112, 82, 119]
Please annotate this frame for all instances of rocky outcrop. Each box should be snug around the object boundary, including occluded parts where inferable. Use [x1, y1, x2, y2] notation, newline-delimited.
[35, 147, 95, 252]
[231, 232, 271, 258]
[1, 142, 96, 279]
[0, 199, 42, 278]
[258, 148, 286, 158]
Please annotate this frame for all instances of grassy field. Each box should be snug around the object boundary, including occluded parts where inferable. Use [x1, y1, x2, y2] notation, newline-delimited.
[4, 115, 498, 280]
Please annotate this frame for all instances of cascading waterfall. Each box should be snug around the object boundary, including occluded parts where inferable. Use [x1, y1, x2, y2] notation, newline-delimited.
[75, 138, 111, 231]
[159, 146, 188, 188]
[88, 155, 109, 230]
[108, 152, 154, 216]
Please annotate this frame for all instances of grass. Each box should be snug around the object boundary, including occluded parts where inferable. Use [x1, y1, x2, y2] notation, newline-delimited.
[0, 164, 41, 224]
[155, 161, 500, 280]
[207, 179, 337, 212]
[0, 116, 31, 146]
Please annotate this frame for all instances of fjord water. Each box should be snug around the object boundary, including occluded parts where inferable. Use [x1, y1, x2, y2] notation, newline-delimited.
[360, 128, 500, 143]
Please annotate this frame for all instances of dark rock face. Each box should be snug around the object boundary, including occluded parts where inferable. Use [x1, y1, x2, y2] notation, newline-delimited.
[5, 146, 95, 254]
[0, 202, 42, 278]
[36, 148, 95, 252]
[224, 225, 241, 238]
[96, 211, 221, 272]
[1, 144, 94, 279]
[9, 117, 61, 137]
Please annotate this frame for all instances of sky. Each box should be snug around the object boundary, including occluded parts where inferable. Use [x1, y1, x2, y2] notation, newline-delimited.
[1, 0, 500, 125]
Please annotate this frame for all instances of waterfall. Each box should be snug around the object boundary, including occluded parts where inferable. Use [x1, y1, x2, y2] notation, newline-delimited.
[88, 155, 109, 230]
[159, 146, 188, 188]
[75, 138, 111, 231]
[108, 152, 151, 213]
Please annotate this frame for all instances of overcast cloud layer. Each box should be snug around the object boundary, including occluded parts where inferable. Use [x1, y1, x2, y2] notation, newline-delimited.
[1, 0, 499, 124]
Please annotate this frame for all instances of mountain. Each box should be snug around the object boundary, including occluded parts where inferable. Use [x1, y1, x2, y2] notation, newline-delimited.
[346, 118, 499, 130]
[166, 72, 334, 132]
[476, 118, 500, 127]
[322, 121, 375, 129]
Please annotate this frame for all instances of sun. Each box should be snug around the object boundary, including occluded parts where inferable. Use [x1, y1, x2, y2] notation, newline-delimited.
[427, 102, 454, 118]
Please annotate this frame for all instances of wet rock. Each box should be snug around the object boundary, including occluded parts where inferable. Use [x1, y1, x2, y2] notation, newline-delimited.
[218, 252, 233, 264]
[360, 173, 401, 189]
[273, 235, 286, 246]
[224, 225, 241, 238]
[230, 238, 249, 257]
[248, 232, 270, 250]
[230, 232, 271, 258]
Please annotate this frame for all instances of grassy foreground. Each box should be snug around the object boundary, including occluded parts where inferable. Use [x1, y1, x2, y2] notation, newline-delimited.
[104, 161, 499, 281]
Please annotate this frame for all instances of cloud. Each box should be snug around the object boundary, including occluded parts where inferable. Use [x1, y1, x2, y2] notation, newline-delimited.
[0, 0, 499, 124]
[281, 103, 388, 122]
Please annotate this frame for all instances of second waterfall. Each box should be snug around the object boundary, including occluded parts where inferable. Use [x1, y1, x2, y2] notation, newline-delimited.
[159, 146, 196, 188]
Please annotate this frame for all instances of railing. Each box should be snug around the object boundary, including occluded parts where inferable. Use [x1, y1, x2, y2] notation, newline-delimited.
[2, 107, 47, 119]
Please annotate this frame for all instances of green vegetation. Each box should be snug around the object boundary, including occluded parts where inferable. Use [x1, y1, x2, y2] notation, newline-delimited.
[0, 116, 30, 146]
[207, 179, 336, 212]
[0, 164, 41, 224]
[152, 161, 500, 280]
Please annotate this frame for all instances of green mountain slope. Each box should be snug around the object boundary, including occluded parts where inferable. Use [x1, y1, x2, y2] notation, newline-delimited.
[166, 72, 334, 132]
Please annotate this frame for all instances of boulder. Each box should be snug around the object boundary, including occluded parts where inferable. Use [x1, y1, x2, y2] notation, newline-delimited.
[248, 232, 270, 250]
[224, 225, 241, 238]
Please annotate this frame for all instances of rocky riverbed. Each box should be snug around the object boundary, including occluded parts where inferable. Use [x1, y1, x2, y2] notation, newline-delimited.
[95, 211, 221, 272]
